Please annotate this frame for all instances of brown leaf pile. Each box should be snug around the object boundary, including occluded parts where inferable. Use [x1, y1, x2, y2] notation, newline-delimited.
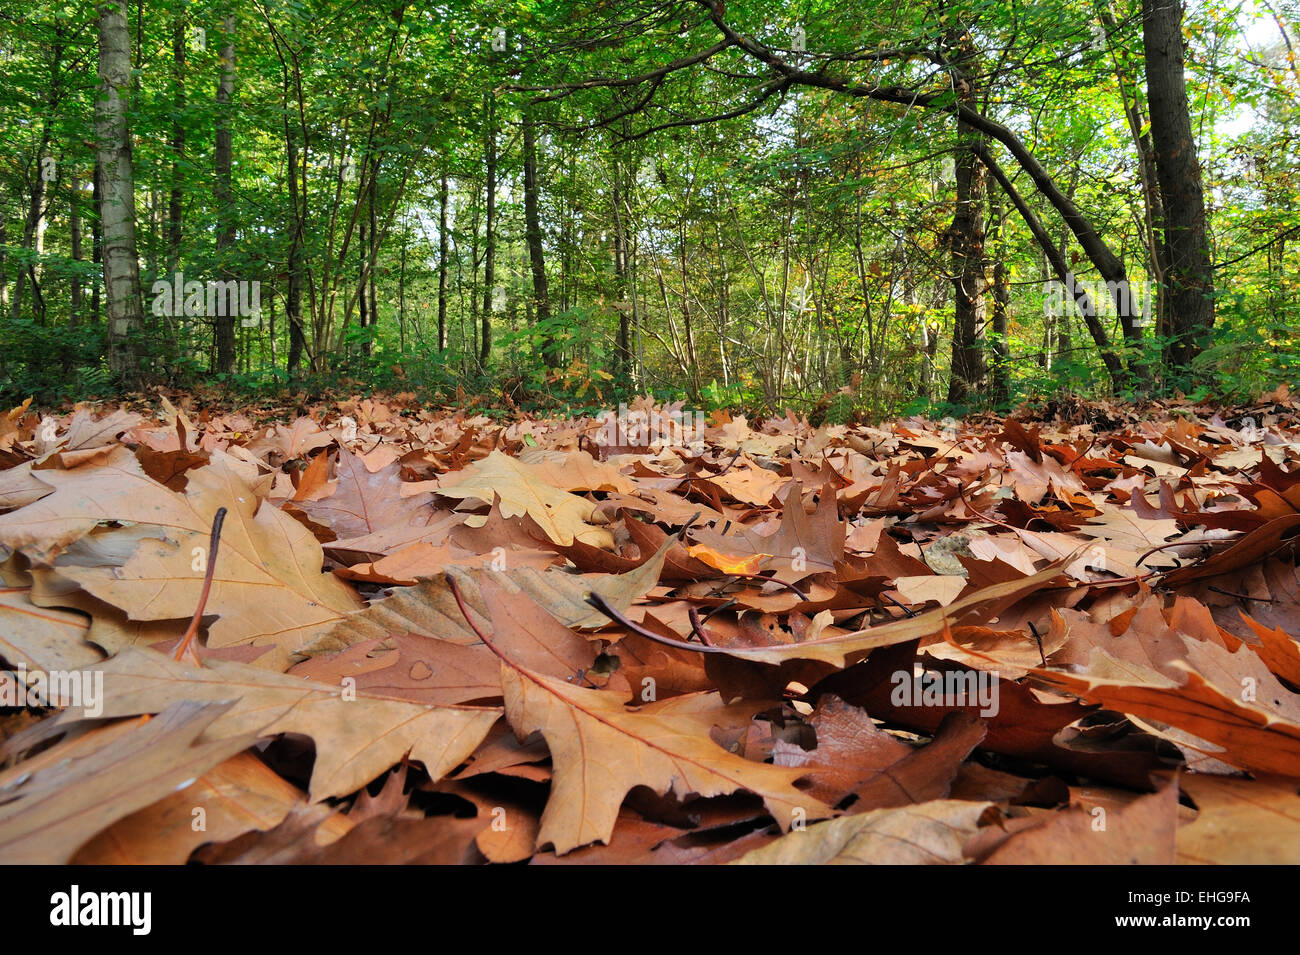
[2, 388, 1300, 864]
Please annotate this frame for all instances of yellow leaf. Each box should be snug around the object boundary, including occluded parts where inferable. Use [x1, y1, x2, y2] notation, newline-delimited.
[687, 544, 769, 575]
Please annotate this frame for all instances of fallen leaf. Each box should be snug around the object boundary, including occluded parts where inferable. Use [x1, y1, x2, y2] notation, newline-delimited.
[732, 799, 991, 865]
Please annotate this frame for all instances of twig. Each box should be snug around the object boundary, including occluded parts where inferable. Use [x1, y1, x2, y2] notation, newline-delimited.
[701, 597, 738, 620]
[687, 606, 714, 646]
[1207, 586, 1273, 602]
[709, 446, 745, 478]
[878, 591, 919, 618]
[716, 572, 810, 601]
[1066, 433, 1099, 468]
[583, 591, 734, 654]
[956, 484, 1017, 529]
[1134, 537, 1229, 567]
[1028, 620, 1046, 667]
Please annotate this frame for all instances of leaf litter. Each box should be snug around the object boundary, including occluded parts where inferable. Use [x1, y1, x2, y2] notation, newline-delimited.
[1, 388, 1299, 863]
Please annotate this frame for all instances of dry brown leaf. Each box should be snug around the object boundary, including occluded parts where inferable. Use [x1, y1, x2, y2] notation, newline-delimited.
[0, 700, 256, 863]
[71, 751, 352, 864]
[435, 450, 613, 547]
[732, 799, 991, 865]
[1176, 773, 1300, 864]
[62, 647, 501, 799]
[979, 778, 1178, 864]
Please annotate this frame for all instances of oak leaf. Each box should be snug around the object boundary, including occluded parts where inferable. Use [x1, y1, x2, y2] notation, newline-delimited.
[62, 648, 501, 799]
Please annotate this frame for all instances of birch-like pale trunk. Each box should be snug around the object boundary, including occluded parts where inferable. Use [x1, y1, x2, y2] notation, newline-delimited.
[96, 0, 145, 383]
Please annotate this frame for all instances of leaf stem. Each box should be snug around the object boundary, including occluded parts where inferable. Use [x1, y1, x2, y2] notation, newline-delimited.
[173, 507, 228, 663]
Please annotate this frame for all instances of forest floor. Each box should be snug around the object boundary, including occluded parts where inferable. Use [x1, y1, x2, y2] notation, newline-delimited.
[1, 386, 1299, 863]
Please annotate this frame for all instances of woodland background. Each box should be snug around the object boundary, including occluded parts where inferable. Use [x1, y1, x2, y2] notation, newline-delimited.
[0, 0, 1297, 415]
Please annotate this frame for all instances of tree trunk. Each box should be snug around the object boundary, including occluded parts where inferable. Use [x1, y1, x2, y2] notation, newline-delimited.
[0, 183, 7, 311]
[611, 156, 632, 384]
[437, 172, 449, 351]
[282, 61, 306, 375]
[213, 11, 237, 373]
[398, 216, 407, 353]
[677, 218, 699, 399]
[167, 9, 185, 275]
[96, 0, 145, 385]
[1100, 3, 1169, 339]
[523, 112, 555, 366]
[91, 157, 103, 326]
[369, 164, 379, 356]
[987, 189, 1011, 405]
[946, 34, 989, 404]
[358, 213, 369, 355]
[11, 120, 55, 321]
[479, 93, 496, 370]
[973, 143, 1125, 389]
[702, 5, 1141, 330]
[69, 171, 83, 327]
[0, 206, 7, 311]
[1143, 0, 1215, 371]
[10, 132, 50, 322]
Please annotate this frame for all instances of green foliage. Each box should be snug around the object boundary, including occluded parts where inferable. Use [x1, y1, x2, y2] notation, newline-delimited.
[0, 317, 108, 404]
[701, 379, 751, 412]
[1191, 291, 1300, 402]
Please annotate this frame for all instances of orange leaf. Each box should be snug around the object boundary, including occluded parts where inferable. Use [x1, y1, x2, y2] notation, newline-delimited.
[686, 543, 768, 575]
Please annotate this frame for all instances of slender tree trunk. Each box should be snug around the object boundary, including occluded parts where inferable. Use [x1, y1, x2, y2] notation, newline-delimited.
[357, 152, 377, 359]
[523, 112, 555, 366]
[60, 171, 84, 374]
[11, 26, 66, 323]
[561, 150, 575, 314]
[479, 93, 496, 370]
[468, 187, 480, 368]
[0, 210, 7, 310]
[11, 124, 53, 321]
[677, 218, 699, 399]
[69, 171, 83, 327]
[398, 217, 407, 353]
[91, 158, 103, 326]
[920, 320, 940, 402]
[167, 9, 185, 274]
[437, 172, 449, 351]
[988, 189, 1011, 404]
[611, 156, 632, 384]
[1100, 3, 1169, 339]
[358, 213, 369, 356]
[286, 135, 306, 375]
[974, 143, 1125, 388]
[282, 66, 306, 374]
[0, 181, 7, 310]
[1143, 0, 1215, 371]
[946, 34, 989, 404]
[367, 163, 379, 353]
[146, 185, 160, 283]
[713, 219, 730, 387]
[213, 11, 237, 373]
[96, 1, 145, 384]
